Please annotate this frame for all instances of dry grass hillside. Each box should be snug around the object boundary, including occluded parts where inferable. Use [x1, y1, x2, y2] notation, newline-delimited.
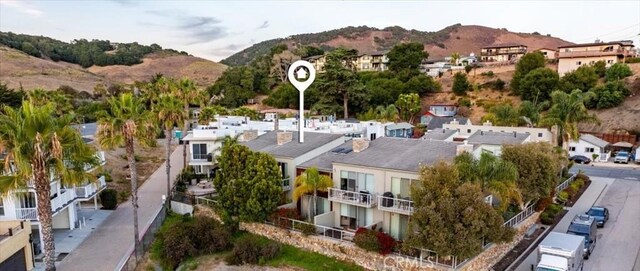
[0, 46, 109, 92]
[423, 63, 640, 133]
[88, 52, 227, 87]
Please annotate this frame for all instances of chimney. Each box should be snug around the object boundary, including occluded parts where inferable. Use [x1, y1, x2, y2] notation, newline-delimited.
[242, 130, 258, 142]
[277, 131, 293, 145]
[456, 140, 474, 155]
[352, 138, 370, 153]
[451, 118, 459, 125]
[513, 131, 517, 138]
[274, 114, 279, 131]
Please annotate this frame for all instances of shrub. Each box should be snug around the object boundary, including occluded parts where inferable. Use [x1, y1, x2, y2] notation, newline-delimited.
[540, 212, 554, 225]
[452, 72, 471, 96]
[269, 208, 301, 229]
[293, 222, 317, 236]
[175, 180, 187, 192]
[376, 231, 397, 255]
[564, 186, 577, 198]
[99, 189, 118, 210]
[576, 173, 589, 182]
[191, 217, 231, 253]
[160, 224, 196, 269]
[457, 97, 471, 107]
[625, 57, 640, 64]
[556, 191, 569, 203]
[353, 228, 380, 253]
[535, 197, 553, 212]
[481, 71, 495, 77]
[573, 179, 585, 189]
[101, 172, 113, 183]
[225, 235, 281, 265]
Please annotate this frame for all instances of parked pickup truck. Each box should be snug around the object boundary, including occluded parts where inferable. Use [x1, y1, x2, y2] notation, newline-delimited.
[614, 151, 630, 164]
[536, 232, 585, 271]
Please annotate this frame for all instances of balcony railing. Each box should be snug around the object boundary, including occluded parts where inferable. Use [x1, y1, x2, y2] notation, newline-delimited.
[15, 208, 37, 220]
[282, 177, 291, 191]
[51, 189, 76, 213]
[378, 195, 414, 215]
[192, 153, 208, 160]
[481, 49, 527, 56]
[328, 188, 377, 208]
[76, 175, 107, 199]
[558, 48, 629, 58]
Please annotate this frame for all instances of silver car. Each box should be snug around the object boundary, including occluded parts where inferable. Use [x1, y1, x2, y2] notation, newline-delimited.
[614, 152, 630, 164]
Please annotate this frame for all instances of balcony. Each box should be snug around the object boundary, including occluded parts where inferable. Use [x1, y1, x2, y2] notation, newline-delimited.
[15, 189, 76, 220]
[378, 195, 414, 215]
[76, 175, 107, 199]
[328, 188, 377, 208]
[558, 48, 630, 58]
[15, 208, 37, 220]
[481, 49, 527, 56]
[282, 177, 291, 191]
[192, 153, 208, 160]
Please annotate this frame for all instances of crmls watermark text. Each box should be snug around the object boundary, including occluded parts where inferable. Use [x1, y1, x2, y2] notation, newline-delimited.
[383, 255, 436, 270]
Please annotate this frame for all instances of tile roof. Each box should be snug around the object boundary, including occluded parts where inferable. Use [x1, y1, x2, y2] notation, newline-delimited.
[241, 131, 344, 158]
[422, 129, 457, 141]
[300, 137, 459, 173]
[579, 134, 609, 148]
[466, 130, 530, 145]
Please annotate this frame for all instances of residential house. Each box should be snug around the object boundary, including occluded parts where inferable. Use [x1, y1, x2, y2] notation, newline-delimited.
[536, 48, 558, 60]
[421, 116, 470, 130]
[306, 55, 327, 73]
[242, 131, 347, 201]
[0, 221, 34, 271]
[426, 103, 458, 117]
[568, 134, 611, 162]
[557, 40, 635, 76]
[297, 137, 461, 240]
[480, 43, 528, 62]
[385, 122, 414, 138]
[182, 127, 239, 176]
[421, 128, 458, 141]
[369, 51, 389, 71]
[466, 130, 531, 157]
[420, 58, 449, 77]
[442, 121, 555, 144]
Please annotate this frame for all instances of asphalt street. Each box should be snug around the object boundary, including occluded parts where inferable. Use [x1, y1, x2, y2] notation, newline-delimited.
[570, 164, 640, 181]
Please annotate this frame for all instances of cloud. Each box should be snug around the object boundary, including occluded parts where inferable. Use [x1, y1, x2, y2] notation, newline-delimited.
[144, 11, 229, 45]
[0, 0, 44, 17]
[210, 43, 250, 56]
[108, 0, 137, 6]
[256, 21, 269, 30]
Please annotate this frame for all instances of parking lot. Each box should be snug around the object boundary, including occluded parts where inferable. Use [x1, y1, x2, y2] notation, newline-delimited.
[515, 176, 640, 271]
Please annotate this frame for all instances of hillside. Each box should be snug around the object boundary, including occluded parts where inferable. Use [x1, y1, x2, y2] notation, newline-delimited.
[222, 24, 572, 66]
[0, 46, 226, 92]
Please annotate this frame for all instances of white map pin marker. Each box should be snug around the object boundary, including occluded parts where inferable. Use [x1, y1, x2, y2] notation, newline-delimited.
[287, 60, 316, 143]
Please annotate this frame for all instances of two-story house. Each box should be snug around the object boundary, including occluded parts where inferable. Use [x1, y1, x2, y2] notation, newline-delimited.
[297, 137, 462, 240]
[557, 40, 635, 76]
[480, 43, 528, 62]
[385, 123, 414, 138]
[368, 51, 389, 71]
[306, 55, 327, 73]
[242, 131, 347, 202]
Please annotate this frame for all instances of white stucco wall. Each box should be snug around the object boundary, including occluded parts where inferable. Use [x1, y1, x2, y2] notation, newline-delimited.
[568, 139, 609, 161]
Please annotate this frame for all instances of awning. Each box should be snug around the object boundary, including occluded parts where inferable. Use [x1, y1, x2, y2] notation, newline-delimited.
[612, 141, 634, 148]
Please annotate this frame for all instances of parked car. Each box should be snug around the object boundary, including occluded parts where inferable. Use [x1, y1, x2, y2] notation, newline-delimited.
[569, 155, 591, 164]
[566, 214, 597, 259]
[614, 151, 630, 164]
[586, 206, 609, 227]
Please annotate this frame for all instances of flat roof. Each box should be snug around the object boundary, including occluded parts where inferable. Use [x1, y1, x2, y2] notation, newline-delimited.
[558, 41, 634, 49]
[241, 131, 344, 158]
[422, 129, 457, 141]
[467, 130, 530, 145]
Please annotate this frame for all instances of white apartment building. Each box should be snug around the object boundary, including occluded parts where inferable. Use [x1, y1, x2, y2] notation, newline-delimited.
[443, 121, 555, 144]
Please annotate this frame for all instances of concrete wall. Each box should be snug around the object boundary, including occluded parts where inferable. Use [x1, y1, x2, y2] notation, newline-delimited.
[314, 211, 335, 227]
[171, 201, 194, 215]
[568, 139, 609, 161]
[52, 208, 70, 229]
[443, 123, 554, 144]
[0, 221, 34, 271]
[558, 55, 618, 76]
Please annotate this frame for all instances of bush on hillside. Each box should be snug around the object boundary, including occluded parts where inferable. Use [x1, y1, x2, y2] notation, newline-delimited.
[225, 235, 281, 265]
[99, 189, 118, 210]
[353, 228, 380, 253]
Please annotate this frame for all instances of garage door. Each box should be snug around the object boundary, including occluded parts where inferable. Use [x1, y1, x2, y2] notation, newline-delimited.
[0, 247, 26, 271]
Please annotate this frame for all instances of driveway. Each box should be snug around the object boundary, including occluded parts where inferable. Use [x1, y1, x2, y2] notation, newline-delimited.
[57, 145, 185, 271]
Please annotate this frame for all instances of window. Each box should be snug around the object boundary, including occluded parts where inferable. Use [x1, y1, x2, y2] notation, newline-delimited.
[538, 133, 543, 138]
[278, 162, 287, 179]
[569, 147, 576, 151]
[340, 170, 373, 192]
[607, 60, 614, 64]
[192, 144, 207, 159]
[0, 197, 4, 216]
[576, 61, 582, 65]
[370, 133, 376, 141]
[585, 147, 595, 153]
[467, 129, 472, 133]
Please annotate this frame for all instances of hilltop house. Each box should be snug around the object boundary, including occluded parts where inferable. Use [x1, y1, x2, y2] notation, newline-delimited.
[306, 55, 327, 73]
[355, 51, 389, 72]
[480, 43, 528, 62]
[557, 40, 635, 76]
[536, 48, 558, 60]
[568, 134, 611, 162]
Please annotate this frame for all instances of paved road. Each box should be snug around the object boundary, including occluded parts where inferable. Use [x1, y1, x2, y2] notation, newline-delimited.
[58, 146, 184, 271]
[514, 177, 613, 271]
[584, 179, 640, 271]
[570, 164, 640, 180]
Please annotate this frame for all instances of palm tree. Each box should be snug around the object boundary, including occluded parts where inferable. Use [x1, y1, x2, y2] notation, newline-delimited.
[376, 104, 399, 122]
[540, 90, 598, 147]
[96, 93, 156, 260]
[455, 152, 523, 211]
[293, 167, 333, 220]
[175, 78, 208, 168]
[0, 101, 98, 271]
[198, 106, 223, 125]
[450, 52, 461, 65]
[154, 94, 186, 208]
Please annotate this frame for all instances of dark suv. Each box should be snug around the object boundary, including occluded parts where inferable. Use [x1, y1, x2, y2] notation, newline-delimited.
[586, 206, 609, 227]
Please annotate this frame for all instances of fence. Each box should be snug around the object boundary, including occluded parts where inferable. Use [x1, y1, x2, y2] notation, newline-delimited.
[195, 196, 217, 208]
[116, 205, 167, 271]
[503, 203, 536, 228]
[266, 216, 356, 242]
[556, 174, 577, 194]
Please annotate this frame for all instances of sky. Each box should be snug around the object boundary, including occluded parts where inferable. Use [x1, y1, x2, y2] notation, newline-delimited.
[1, 0, 639, 62]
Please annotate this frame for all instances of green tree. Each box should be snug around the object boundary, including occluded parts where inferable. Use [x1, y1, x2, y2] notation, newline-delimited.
[452, 72, 471, 96]
[502, 143, 567, 203]
[518, 68, 559, 103]
[293, 167, 333, 220]
[464, 65, 473, 74]
[376, 104, 399, 122]
[213, 139, 282, 229]
[605, 63, 633, 82]
[454, 152, 522, 211]
[406, 162, 514, 259]
[540, 90, 598, 147]
[450, 52, 460, 65]
[387, 42, 428, 75]
[488, 104, 520, 126]
[154, 94, 187, 208]
[365, 78, 405, 107]
[0, 82, 25, 108]
[559, 66, 598, 93]
[518, 101, 541, 125]
[231, 107, 260, 120]
[586, 81, 630, 109]
[175, 78, 208, 168]
[405, 74, 441, 96]
[96, 93, 157, 259]
[264, 83, 298, 109]
[511, 52, 545, 92]
[592, 60, 607, 78]
[320, 48, 366, 118]
[198, 105, 228, 124]
[0, 101, 98, 271]
[395, 93, 421, 123]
